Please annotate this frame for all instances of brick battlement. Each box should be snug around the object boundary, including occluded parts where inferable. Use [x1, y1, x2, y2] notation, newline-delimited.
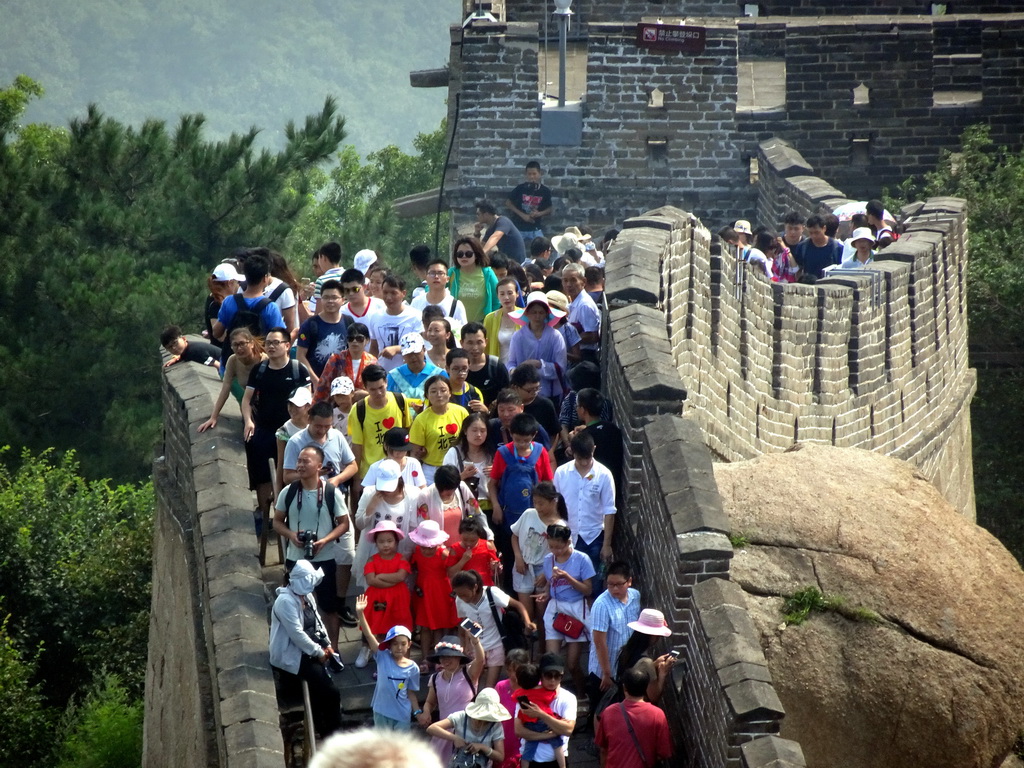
[443, 10, 1024, 231]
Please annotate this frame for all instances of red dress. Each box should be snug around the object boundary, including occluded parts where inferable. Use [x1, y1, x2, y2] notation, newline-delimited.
[411, 547, 459, 630]
[363, 553, 413, 635]
[447, 539, 501, 587]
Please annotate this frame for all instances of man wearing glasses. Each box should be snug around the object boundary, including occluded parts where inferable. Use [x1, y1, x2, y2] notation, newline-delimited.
[411, 256, 468, 326]
[296, 280, 350, 389]
[586, 561, 640, 726]
[241, 327, 312, 527]
[515, 653, 577, 768]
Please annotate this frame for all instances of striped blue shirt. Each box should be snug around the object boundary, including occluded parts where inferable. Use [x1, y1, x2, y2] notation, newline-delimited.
[587, 587, 641, 678]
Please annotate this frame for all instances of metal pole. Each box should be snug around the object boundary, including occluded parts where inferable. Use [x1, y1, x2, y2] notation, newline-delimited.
[558, 12, 567, 107]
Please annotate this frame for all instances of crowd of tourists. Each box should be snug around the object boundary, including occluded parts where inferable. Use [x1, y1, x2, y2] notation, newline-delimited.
[160, 162, 887, 767]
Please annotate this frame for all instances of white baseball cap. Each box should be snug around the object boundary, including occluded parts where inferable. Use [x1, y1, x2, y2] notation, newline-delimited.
[330, 376, 355, 396]
[212, 262, 244, 282]
[399, 332, 431, 355]
[288, 387, 313, 407]
[374, 459, 403, 492]
[353, 249, 378, 276]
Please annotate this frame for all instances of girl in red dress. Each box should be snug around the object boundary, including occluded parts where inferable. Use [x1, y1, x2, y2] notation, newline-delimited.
[446, 517, 501, 587]
[409, 520, 459, 662]
[363, 520, 413, 636]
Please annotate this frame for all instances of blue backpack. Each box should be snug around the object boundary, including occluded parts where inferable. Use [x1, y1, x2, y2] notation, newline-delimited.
[496, 443, 541, 525]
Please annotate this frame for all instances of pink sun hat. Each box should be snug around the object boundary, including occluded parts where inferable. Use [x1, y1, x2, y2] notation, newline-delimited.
[628, 608, 672, 637]
[366, 519, 405, 541]
[409, 519, 449, 547]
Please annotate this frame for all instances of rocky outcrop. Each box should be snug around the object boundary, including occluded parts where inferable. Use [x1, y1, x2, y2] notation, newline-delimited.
[714, 443, 1024, 768]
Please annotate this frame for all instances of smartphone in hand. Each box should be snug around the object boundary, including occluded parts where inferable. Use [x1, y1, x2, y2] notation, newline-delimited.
[460, 618, 483, 638]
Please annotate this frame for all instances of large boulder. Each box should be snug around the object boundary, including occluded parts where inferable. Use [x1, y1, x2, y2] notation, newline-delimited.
[714, 443, 1024, 768]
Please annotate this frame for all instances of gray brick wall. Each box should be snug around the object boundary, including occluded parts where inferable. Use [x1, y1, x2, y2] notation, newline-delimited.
[144, 357, 284, 768]
[443, 12, 1024, 233]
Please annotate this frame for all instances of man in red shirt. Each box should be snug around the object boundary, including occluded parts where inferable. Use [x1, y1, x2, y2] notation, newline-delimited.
[595, 667, 672, 768]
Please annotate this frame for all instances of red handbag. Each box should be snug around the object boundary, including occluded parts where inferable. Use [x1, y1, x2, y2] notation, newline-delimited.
[553, 611, 584, 639]
[552, 599, 586, 639]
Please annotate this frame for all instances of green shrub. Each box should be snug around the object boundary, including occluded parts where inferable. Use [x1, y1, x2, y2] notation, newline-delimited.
[0, 613, 54, 768]
[54, 675, 143, 768]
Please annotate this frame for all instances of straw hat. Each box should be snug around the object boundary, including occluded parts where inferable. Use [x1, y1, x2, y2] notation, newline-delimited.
[627, 608, 672, 637]
[464, 687, 512, 722]
[544, 290, 569, 313]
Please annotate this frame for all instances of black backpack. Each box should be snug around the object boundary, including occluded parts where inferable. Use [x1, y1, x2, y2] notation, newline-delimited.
[229, 293, 273, 336]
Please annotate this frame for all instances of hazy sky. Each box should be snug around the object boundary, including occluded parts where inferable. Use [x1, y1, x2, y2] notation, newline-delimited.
[1, 0, 460, 154]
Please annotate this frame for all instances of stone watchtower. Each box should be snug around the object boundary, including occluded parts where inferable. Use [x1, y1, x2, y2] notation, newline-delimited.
[423, 0, 1024, 230]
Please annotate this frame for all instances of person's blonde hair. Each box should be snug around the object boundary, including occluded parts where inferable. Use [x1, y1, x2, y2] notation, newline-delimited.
[309, 728, 442, 768]
[228, 326, 264, 356]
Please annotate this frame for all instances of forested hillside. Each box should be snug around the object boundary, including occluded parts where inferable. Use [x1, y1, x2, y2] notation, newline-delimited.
[0, 0, 457, 152]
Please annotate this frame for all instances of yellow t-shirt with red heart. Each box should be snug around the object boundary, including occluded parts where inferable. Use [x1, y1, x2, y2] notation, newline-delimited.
[409, 404, 469, 467]
[348, 393, 413, 477]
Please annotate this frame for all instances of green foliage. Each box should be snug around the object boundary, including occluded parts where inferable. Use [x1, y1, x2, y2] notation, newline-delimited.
[781, 587, 832, 625]
[0, 77, 346, 480]
[0, 447, 154, 705]
[971, 371, 1024, 564]
[54, 675, 143, 768]
[728, 531, 751, 549]
[0, 614, 55, 768]
[889, 125, 1024, 346]
[287, 120, 451, 275]
[781, 586, 879, 626]
[886, 125, 1024, 565]
[0, 74, 43, 131]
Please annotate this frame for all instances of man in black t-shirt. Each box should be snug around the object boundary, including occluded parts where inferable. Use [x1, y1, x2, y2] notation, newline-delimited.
[792, 214, 844, 280]
[160, 325, 221, 372]
[505, 161, 553, 245]
[460, 322, 510, 406]
[510, 363, 560, 446]
[241, 326, 312, 520]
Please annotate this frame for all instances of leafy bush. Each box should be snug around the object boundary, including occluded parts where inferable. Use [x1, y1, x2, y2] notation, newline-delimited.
[0, 614, 54, 768]
[0, 447, 153, 704]
[54, 675, 143, 768]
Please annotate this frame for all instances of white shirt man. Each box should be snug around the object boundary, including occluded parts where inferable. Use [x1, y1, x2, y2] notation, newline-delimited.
[561, 264, 600, 355]
[367, 275, 423, 373]
[553, 432, 616, 568]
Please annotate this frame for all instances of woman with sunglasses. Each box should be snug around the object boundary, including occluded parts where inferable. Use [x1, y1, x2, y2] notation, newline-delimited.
[312, 322, 377, 405]
[448, 237, 500, 324]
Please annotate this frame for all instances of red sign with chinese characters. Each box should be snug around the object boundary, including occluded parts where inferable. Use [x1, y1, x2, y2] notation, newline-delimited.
[636, 23, 706, 53]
